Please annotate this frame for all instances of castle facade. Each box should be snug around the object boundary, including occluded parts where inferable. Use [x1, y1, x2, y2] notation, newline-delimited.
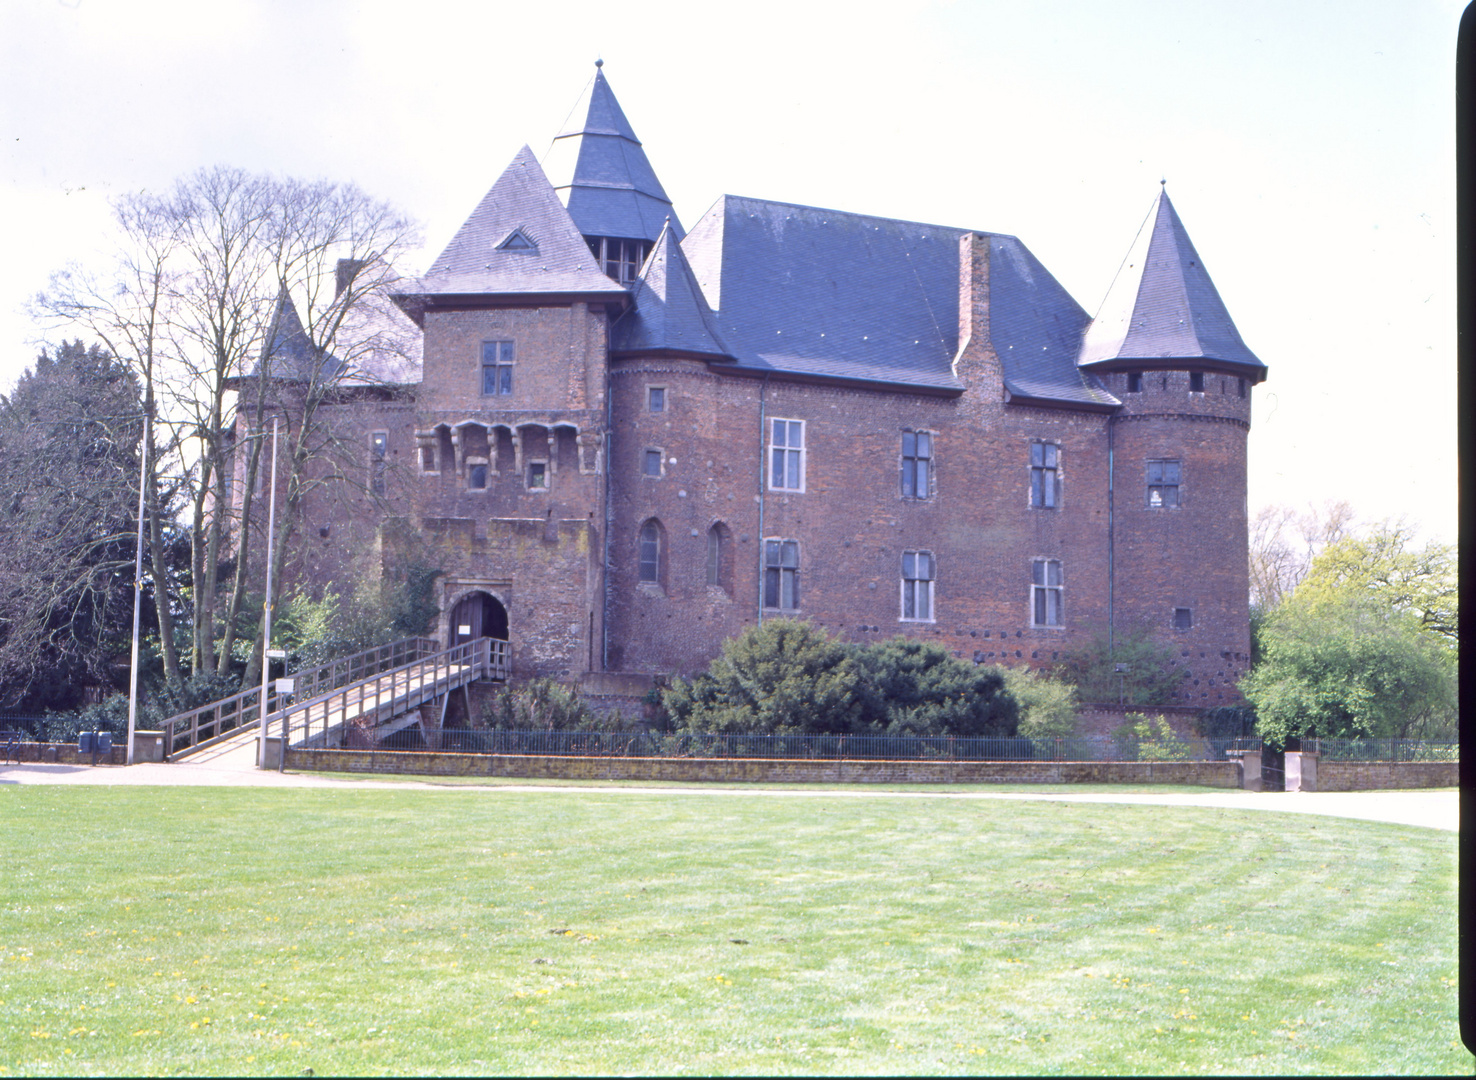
[246, 65, 1267, 707]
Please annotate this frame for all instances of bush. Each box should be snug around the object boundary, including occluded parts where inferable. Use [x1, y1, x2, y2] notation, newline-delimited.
[1113, 713, 1193, 762]
[487, 679, 599, 732]
[851, 637, 1017, 737]
[1057, 623, 1188, 707]
[993, 665, 1079, 737]
[663, 623, 1017, 738]
[1198, 704, 1257, 740]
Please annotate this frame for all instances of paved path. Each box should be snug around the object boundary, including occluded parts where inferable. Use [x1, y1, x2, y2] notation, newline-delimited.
[0, 754, 1458, 832]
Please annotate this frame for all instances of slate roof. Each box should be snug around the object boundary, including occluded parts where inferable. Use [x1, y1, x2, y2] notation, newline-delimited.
[679, 196, 1118, 406]
[1078, 188, 1266, 379]
[393, 146, 628, 319]
[611, 222, 733, 359]
[243, 282, 422, 387]
[543, 64, 684, 243]
[249, 286, 344, 384]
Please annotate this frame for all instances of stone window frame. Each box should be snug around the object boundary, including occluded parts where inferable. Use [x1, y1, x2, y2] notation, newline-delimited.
[481, 340, 515, 397]
[1174, 607, 1193, 631]
[1147, 459, 1182, 508]
[1030, 557, 1064, 628]
[706, 521, 734, 597]
[525, 459, 550, 491]
[900, 429, 933, 500]
[466, 458, 490, 491]
[1029, 440, 1061, 509]
[763, 537, 800, 611]
[638, 518, 666, 590]
[369, 430, 388, 497]
[900, 549, 935, 623]
[768, 418, 806, 493]
[417, 441, 439, 475]
[641, 447, 665, 479]
[647, 385, 667, 413]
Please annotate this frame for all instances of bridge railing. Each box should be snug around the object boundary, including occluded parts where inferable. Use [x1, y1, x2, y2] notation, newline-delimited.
[162, 636, 440, 758]
[282, 638, 499, 749]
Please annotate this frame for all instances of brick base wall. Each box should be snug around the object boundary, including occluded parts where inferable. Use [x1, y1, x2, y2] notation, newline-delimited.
[2, 742, 128, 766]
[1315, 761, 1458, 791]
[285, 748, 1240, 786]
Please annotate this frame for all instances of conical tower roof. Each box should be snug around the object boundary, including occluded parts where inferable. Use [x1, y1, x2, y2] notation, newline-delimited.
[611, 221, 732, 359]
[1078, 188, 1265, 380]
[393, 145, 627, 322]
[248, 285, 342, 383]
[543, 63, 684, 243]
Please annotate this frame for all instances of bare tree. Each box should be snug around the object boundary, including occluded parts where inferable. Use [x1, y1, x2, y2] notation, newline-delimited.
[1249, 499, 1357, 610]
[34, 168, 419, 696]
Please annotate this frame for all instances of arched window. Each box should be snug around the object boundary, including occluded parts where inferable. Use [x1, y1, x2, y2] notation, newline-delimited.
[707, 522, 733, 596]
[639, 519, 664, 587]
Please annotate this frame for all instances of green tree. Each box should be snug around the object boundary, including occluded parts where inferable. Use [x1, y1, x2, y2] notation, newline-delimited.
[1241, 525, 1457, 744]
[0, 342, 148, 711]
[662, 620, 867, 735]
[852, 637, 1017, 737]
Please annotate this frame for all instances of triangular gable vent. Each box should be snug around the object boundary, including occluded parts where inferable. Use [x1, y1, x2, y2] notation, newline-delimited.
[496, 228, 539, 253]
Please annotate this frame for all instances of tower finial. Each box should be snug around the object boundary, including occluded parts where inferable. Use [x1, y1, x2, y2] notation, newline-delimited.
[595, 58, 603, 68]
[1160, 177, 1167, 188]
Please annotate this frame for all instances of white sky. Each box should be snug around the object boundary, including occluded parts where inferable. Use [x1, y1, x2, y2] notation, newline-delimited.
[0, 0, 1460, 543]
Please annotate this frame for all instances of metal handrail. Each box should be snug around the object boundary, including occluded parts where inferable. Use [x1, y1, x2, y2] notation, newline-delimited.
[160, 636, 440, 759]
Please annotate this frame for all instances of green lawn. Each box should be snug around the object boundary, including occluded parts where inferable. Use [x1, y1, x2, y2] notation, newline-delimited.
[0, 786, 1465, 1075]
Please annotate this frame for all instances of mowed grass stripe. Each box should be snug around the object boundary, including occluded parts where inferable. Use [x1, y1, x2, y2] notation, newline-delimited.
[0, 786, 1464, 1076]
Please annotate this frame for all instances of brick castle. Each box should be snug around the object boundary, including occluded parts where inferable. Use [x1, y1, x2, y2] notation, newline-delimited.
[239, 64, 1267, 707]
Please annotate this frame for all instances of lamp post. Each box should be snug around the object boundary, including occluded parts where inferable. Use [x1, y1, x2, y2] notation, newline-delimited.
[124, 403, 151, 766]
[257, 417, 280, 768]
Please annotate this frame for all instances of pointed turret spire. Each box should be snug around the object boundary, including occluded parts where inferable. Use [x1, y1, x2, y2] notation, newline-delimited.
[542, 63, 684, 243]
[610, 220, 732, 359]
[1078, 189, 1265, 380]
[255, 284, 341, 382]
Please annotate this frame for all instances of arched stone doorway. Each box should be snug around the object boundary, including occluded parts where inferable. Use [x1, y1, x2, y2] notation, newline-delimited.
[448, 591, 509, 649]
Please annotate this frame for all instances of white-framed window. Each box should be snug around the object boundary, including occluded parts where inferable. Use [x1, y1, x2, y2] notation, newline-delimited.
[481, 340, 514, 396]
[769, 418, 805, 492]
[763, 538, 800, 610]
[1030, 441, 1060, 509]
[369, 431, 388, 496]
[1031, 558, 1063, 627]
[901, 550, 935, 621]
[642, 448, 664, 478]
[647, 386, 666, 413]
[901, 430, 932, 499]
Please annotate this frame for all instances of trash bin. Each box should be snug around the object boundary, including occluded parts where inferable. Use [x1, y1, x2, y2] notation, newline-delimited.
[95, 732, 112, 757]
[78, 731, 94, 754]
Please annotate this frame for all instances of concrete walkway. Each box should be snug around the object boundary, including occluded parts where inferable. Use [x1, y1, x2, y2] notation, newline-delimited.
[0, 751, 1458, 832]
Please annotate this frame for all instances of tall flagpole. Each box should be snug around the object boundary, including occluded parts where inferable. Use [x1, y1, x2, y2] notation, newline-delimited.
[257, 416, 280, 768]
[124, 404, 150, 766]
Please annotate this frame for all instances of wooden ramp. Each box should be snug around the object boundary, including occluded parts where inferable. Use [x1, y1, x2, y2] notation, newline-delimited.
[165, 638, 507, 765]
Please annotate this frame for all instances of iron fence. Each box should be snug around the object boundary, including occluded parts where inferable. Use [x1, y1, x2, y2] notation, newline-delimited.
[1298, 738, 1459, 763]
[356, 730, 1265, 762]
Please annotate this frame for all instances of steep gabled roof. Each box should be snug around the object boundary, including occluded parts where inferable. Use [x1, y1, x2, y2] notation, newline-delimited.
[611, 222, 733, 359]
[680, 195, 1117, 405]
[247, 285, 344, 384]
[542, 64, 684, 243]
[1078, 188, 1266, 379]
[394, 146, 628, 315]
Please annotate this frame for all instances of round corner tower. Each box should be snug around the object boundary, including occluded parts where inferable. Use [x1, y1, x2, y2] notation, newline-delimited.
[1078, 188, 1267, 708]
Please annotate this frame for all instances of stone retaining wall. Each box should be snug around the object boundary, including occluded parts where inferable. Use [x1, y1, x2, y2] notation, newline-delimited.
[1, 742, 128, 766]
[284, 748, 1240, 786]
[1314, 761, 1458, 791]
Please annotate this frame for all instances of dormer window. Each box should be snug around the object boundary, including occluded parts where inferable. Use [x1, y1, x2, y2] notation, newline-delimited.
[497, 228, 538, 253]
[587, 236, 649, 285]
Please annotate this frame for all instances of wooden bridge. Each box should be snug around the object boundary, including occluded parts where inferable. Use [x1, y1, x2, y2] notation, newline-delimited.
[162, 637, 508, 766]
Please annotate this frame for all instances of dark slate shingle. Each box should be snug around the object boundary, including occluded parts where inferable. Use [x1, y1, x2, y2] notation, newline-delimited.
[611, 223, 733, 359]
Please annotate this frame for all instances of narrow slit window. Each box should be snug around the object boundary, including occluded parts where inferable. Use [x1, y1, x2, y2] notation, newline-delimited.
[369, 432, 388, 496]
[468, 463, 488, 491]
